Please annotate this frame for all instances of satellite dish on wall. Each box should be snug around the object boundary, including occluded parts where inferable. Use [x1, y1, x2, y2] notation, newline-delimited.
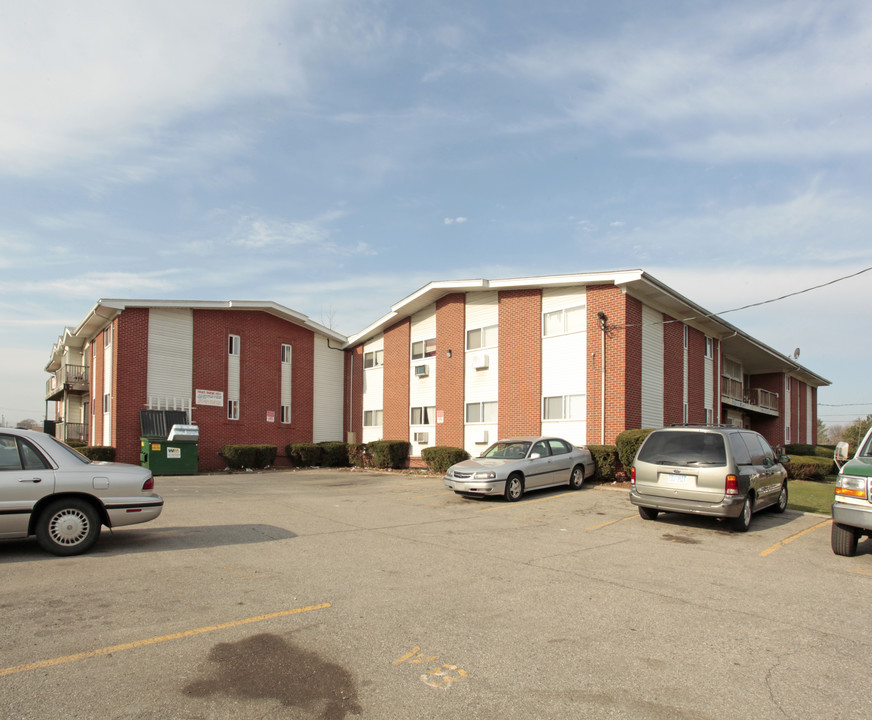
[792, 348, 801, 359]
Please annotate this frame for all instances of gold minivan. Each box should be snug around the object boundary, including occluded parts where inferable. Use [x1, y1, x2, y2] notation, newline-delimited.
[629, 425, 789, 532]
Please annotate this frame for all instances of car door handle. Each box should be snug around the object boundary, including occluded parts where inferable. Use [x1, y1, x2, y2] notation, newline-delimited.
[19, 477, 43, 483]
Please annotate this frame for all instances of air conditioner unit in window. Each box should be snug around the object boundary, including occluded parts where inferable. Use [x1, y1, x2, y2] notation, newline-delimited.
[472, 354, 489, 370]
[414, 364, 429, 377]
[414, 432, 429, 444]
[473, 430, 489, 444]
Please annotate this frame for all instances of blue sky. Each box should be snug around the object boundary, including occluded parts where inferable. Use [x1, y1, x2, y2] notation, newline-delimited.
[1, 0, 870, 430]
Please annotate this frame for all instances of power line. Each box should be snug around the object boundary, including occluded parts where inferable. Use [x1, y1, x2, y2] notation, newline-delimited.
[609, 265, 872, 330]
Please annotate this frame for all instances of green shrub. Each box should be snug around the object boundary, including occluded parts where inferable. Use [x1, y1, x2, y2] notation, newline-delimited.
[220, 444, 277, 470]
[615, 428, 655, 474]
[587, 445, 619, 482]
[286, 443, 323, 467]
[421, 446, 469, 474]
[64, 440, 87, 449]
[348, 443, 370, 467]
[368, 440, 411, 469]
[784, 454, 835, 481]
[319, 442, 349, 467]
[80, 445, 115, 462]
[785, 444, 835, 459]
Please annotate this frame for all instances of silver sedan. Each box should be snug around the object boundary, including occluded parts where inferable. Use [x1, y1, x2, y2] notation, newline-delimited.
[444, 436, 595, 502]
[0, 428, 163, 555]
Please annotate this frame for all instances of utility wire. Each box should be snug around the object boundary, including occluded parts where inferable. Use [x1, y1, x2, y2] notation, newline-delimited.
[608, 265, 872, 330]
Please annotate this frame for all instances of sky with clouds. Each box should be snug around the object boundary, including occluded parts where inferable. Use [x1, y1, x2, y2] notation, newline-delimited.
[1, 0, 870, 429]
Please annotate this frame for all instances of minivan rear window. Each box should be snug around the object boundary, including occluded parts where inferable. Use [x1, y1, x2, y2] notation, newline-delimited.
[637, 431, 727, 467]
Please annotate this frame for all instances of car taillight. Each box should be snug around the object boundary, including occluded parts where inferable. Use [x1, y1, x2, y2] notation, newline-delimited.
[725, 474, 738, 495]
[630, 467, 636, 486]
[142, 476, 155, 491]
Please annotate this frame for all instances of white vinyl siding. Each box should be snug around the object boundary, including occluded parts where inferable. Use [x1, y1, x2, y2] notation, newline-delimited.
[361, 335, 385, 443]
[410, 307, 436, 454]
[641, 305, 664, 429]
[147, 308, 193, 413]
[541, 287, 587, 443]
[280, 344, 292, 424]
[102, 327, 112, 446]
[464, 291, 499, 453]
[313, 335, 344, 441]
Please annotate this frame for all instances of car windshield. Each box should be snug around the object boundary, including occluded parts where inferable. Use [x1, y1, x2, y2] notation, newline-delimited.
[637, 431, 727, 467]
[40, 434, 91, 465]
[481, 442, 531, 460]
[860, 431, 872, 458]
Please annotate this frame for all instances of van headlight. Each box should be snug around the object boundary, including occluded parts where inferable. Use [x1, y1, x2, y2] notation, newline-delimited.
[835, 474, 869, 499]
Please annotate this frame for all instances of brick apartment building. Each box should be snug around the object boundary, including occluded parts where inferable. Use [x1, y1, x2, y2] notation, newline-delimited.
[45, 270, 829, 471]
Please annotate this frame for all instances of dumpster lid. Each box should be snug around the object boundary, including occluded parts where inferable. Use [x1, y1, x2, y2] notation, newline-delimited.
[140, 410, 189, 438]
[167, 424, 199, 442]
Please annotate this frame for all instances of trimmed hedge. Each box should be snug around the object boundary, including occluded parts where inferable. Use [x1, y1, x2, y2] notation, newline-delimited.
[64, 440, 87, 449]
[319, 442, 350, 467]
[785, 443, 836, 459]
[80, 445, 115, 462]
[220, 444, 277, 470]
[421, 446, 469, 474]
[784, 454, 835, 481]
[348, 443, 369, 468]
[368, 440, 411, 469]
[615, 428, 655, 473]
[286, 443, 322, 467]
[588, 445, 620, 482]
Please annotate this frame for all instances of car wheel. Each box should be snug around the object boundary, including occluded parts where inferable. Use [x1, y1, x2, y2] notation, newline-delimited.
[569, 465, 585, 490]
[504, 474, 524, 502]
[832, 522, 859, 557]
[772, 483, 788, 514]
[36, 499, 101, 556]
[731, 497, 752, 532]
[638, 506, 659, 521]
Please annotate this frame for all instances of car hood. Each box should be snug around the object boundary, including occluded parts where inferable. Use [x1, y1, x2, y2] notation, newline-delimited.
[450, 457, 523, 472]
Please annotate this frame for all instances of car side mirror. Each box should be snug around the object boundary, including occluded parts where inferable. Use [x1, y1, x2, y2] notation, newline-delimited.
[530, 452, 542, 460]
[778, 455, 790, 464]
[834, 442, 849, 462]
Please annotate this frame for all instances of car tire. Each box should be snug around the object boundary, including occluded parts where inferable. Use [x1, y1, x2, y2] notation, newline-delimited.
[504, 474, 524, 502]
[832, 522, 859, 557]
[569, 465, 585, 490]
[36, 498, 101, 556]
[772, 482, 788, 514]
[731, 497, 753, 532]
[638, 506, 659, 521]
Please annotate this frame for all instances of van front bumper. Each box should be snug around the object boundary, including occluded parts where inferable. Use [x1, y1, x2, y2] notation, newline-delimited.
[832, 502, 872, 533]
[630, 488, 744, 519]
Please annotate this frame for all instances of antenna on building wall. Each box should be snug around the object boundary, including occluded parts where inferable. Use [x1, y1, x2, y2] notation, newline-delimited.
[792, 348, 801, 360]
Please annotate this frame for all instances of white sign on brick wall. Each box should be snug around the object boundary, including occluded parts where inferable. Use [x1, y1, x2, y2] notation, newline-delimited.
[195, 389, 224, 407]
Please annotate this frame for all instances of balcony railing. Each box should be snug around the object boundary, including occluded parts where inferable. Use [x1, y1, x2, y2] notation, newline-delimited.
[55, 422, 88, 443]
[721, 376, 780, 415]
[750, 388, 779, 411]
[45, 364, 89, 400]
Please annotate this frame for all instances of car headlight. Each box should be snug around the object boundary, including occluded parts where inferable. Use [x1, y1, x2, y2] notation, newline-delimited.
[835, 474, 869, 499]
[473, 471, 497, 479]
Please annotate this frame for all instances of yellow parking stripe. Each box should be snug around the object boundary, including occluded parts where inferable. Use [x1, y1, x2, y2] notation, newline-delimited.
[586, 514, 637, 531]
[475, 491, 576, 512]
[0, 603, 331, 678]
[758, 519, 831, 557]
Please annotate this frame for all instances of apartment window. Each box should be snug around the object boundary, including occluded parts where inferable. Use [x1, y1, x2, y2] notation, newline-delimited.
[466, 325, 498, 350]
[466, 401, 497, 424]
[103, 326, 112, 347]
[229, 334, 240, 356]
[683, 325, 688, 349]
[280, 405, 291, 423]
[281, 344, 292, 364]
[705, 408, 713, 424]
[411, 406, 436, 425]
[683, 402, 688, 423]
[543, 305, 585, 337]
[227, 399, 239, 420]
[363, 410, 383, 427]
[705, 337, 713, 358]
[103, 393, 111, 413]
[543, 394, 584, 420]
[411, 338, 437, 360]
[364, 350, 384, 368]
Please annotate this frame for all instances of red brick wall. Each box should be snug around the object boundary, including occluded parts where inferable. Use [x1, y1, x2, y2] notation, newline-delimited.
[383, 318, 411, 441]
[189, 309, 316, 471]
[751, 373, 784, 448]
[344, 345, 364, 443]
[113, 310, 149, 464]
[662, 316, 684, 426]
[436, 294, 466, 448]
[498, 289, 542, 437]
[687, 327, 706, 424]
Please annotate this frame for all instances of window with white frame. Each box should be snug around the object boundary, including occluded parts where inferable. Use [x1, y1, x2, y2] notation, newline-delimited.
[683, 402, 688, 423]
[103, 325, 112, 347]
[683, 325, 688, 348]
[543, 305, 585, 337]
[543, 394, 584, 420]
[466, 401, 497, 424]
[705, 408, 713, 424]
[364, 349, 384, 368]
[281, 405, 291, 423]
[227, 399, 239, 420]
[280, 343, 292, 423]
[411, 338, 437, 360]
[103, 393, 111, 413]
[363, 410, 383, 427]
[228, 334, 240, 356]
[705, 337, 713, 358]
[411, 406, 436, 425]
[466, 325, 498, 350]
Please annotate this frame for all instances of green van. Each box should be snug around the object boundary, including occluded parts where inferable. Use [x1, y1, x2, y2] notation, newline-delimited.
[832, 426, 872, 556]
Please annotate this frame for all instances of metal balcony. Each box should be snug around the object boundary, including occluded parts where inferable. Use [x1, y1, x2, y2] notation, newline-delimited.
[45, 364, 89, 400]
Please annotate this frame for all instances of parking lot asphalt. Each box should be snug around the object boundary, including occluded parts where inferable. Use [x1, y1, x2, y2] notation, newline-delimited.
[1, 469, 870, 720]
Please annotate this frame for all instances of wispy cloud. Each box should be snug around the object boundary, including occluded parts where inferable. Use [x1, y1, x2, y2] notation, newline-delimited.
[444, 216, 468, 225]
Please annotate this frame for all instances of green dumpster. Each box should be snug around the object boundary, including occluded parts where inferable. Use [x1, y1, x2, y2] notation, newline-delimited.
[140, 410, 199, 475]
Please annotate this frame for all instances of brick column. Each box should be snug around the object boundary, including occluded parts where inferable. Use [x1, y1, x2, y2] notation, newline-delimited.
[383, 318, 411, 441]
[436, 293, 466, 448]
[498, 289, 541, 437]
